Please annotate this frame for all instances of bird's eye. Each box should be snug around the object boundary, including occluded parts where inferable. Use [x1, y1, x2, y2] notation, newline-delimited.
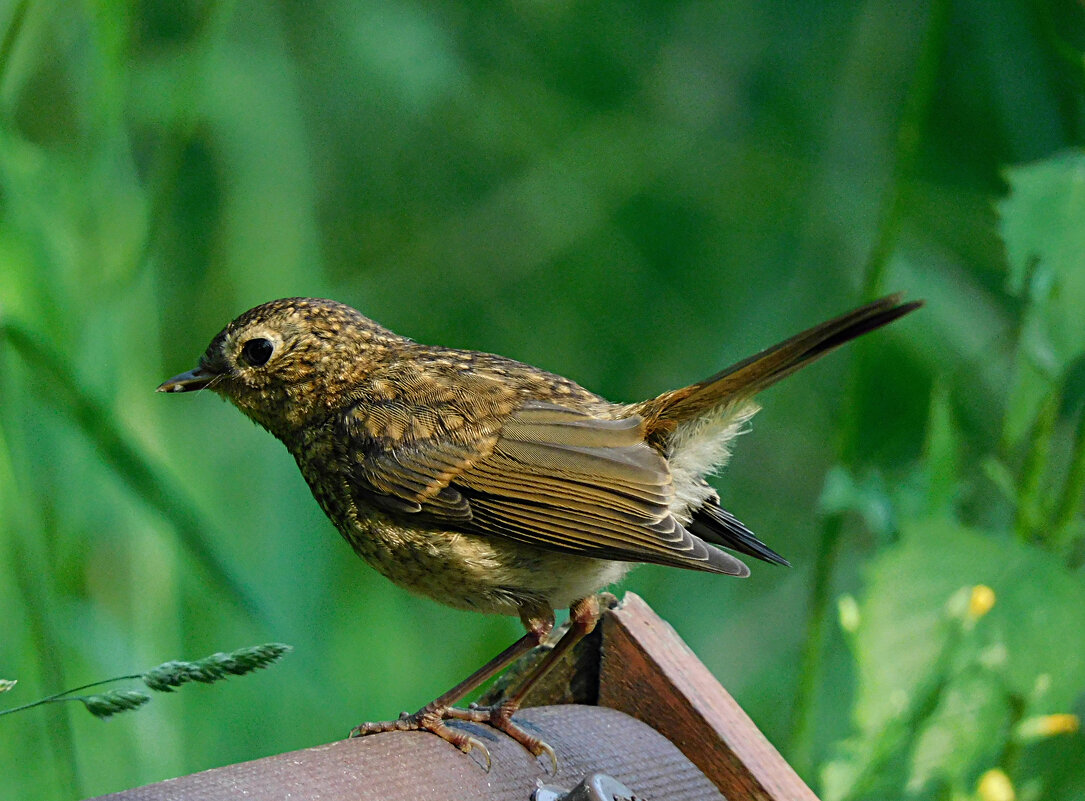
[240, 338, 274, 367]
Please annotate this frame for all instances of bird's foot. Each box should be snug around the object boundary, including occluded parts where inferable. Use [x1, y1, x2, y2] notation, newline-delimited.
[350, 704, 495, 770]
[447, 701, 558, 773]
[349, 700, 556, 773]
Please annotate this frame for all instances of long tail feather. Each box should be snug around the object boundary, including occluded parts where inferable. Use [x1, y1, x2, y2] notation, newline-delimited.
[635, 294, 921, 439]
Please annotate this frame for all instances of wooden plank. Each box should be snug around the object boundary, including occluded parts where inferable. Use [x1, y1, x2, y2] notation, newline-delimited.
[87, 705, 725, 801]
[598, 592, 819, 801]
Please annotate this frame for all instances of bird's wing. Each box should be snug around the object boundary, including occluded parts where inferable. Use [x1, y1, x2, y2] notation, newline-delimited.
[339, 398, 748, 575]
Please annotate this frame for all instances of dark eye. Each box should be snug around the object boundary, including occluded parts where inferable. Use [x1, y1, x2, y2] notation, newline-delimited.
[241, 338, 274, 367]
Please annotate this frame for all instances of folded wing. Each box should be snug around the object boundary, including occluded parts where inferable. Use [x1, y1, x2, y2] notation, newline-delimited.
[340, 398, 751, 576]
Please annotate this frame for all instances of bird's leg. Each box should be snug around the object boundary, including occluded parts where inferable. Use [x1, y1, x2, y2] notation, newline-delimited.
[349, 607, 555, 769]
[446, 594, 602, 770]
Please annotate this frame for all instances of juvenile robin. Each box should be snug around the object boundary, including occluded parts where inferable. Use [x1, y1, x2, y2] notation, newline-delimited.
[159, 294, 920, 768]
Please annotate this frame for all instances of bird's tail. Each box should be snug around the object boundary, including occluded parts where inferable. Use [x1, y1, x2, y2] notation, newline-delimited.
[633, 294, 921, 443]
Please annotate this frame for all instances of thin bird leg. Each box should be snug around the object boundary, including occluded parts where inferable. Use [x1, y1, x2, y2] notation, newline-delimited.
[349, 607, 555, 770]
[446, 594, 602, 771]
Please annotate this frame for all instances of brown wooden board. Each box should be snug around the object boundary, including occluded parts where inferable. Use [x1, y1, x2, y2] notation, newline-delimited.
[88, 705, 725, 800]
[598, 592, 818, 801]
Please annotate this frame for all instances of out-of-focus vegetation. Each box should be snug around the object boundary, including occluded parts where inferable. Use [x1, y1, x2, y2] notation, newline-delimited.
[1, 1, 1083, 799]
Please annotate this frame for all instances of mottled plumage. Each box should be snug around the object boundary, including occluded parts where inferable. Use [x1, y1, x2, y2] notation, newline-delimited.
[159, 294, 920, 768]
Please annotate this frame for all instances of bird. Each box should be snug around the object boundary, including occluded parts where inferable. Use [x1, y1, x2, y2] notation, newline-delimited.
[158, 293, 920, 769]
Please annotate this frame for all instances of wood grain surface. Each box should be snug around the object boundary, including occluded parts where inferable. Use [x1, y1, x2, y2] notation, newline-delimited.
[599, 592, 818, 801]
[89, 704, 724, 801]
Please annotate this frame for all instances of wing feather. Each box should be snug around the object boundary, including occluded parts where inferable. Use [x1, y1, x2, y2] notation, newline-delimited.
[339, 398, 749, 575]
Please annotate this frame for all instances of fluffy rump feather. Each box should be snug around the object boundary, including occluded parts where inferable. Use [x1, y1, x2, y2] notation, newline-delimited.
[665, 398, 759, 520]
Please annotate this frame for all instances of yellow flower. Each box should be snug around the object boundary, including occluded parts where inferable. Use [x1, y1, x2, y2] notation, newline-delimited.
[968, 584, 996, 620]
[1040, 713, 1080, 735]
[1015, 713, 1080, 741]
[977, 768, 1014, 801]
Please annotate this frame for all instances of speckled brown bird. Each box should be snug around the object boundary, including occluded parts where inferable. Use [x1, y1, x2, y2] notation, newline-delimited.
[159, 294, 920, 768]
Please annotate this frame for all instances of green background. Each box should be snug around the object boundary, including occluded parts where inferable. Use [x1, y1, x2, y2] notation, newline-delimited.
[2, 1, 1084, 799]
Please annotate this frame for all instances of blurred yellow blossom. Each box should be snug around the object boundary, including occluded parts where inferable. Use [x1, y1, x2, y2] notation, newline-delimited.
[968, 584, 996, 620]
[1015, 713, 1080, 742]
[977, 768, 1014, 801]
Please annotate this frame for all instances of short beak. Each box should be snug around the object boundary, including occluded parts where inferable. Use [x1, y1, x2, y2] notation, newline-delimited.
[157, 366, 217, 393]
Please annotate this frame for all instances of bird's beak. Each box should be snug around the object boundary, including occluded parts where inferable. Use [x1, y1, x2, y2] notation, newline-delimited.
[157, 366, 217, 393]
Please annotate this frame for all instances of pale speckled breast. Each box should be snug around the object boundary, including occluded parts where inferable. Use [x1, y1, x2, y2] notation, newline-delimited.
[342, 512, 631, 615]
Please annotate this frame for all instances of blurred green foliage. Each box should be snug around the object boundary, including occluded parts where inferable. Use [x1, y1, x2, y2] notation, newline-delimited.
[1, 1, 1084, 799]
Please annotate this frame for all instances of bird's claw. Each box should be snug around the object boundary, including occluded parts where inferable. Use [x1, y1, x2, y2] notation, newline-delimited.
[445, 704, 558, 773]
[350, 703, 554, 772]
[350, 707, 495, 769]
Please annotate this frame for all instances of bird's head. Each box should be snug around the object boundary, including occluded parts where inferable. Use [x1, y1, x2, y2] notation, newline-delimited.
[158, 297, 402, 436]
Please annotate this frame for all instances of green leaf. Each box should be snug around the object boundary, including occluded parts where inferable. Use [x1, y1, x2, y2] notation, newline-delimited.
[998, 151, 1085, 444]
[906, 670, 1009, 795]
[818, 466, 895, 539]
[822, 518, 1085, 800]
